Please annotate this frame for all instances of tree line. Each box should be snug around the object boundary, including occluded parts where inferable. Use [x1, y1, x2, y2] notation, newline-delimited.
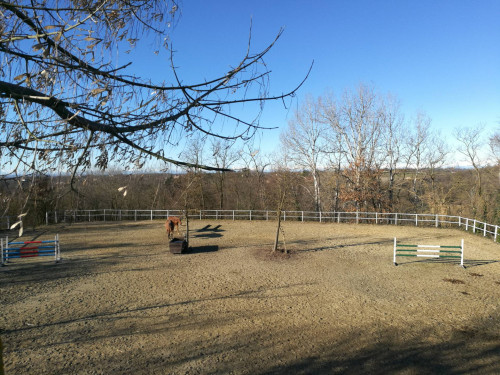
[2, 163, 498, 228]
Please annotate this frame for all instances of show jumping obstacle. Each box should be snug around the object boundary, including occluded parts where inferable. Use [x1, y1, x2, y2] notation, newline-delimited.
[393, 237, 464, 268]
[1, 235, 61, 266]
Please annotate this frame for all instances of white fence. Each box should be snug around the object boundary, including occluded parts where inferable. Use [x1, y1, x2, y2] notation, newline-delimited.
[1, 209, 498, 243]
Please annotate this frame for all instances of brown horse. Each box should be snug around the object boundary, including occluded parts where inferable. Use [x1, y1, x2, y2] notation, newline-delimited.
[165, 216, 182, 239]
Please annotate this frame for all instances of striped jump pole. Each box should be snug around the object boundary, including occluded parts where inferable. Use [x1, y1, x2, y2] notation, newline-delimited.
[1, 234, 61, 266]
[393, 237, 464, 268]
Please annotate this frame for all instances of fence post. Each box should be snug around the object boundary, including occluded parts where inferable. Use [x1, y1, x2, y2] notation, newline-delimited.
[393, 237, 397, 265]
[435, 214, 438, 228]
[415, 214, 418, 226]
[337, 212, 340, 223]
[473, 219, 476, 233]
[356, 211, 359, 224]
[266, 211, 269, 221]
[103, 209, 106, 222]
[495, 226, 498, 242]
[319, 211, 322, 223]
[395, 213, 398, 226]
[46, 212, 49, 226]
[465, 218, 468, 231]
[150, 210, 153, 221]
[460, 239, 464, 268]
[375, 212, 378, 224]
[302, 211, 304, 222]
[250, 211, 252, 221]
[55, 211, 58, 224]
[484, 223, 487, 237]
[458, 216, 461, 227]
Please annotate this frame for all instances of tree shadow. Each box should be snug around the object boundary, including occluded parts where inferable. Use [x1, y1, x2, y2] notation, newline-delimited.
[186, 245, 219, 254]
[262, 329, 500, 374]
[297, 239, 394, 253]
[191, 224, 224, 239]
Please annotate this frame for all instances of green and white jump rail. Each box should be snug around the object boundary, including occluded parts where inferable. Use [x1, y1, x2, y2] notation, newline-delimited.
[393, 237, 464, 268]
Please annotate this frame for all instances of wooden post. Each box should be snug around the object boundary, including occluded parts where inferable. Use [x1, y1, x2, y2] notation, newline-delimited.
[273, 209, 282, 253]
[185, 210, 189, 248]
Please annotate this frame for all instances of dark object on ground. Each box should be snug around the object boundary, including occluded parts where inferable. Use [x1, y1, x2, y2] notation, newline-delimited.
[169, 238, 188, 254]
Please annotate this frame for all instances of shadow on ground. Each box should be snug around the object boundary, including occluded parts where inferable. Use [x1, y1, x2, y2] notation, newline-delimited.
[191, 224, 224, 239]
[186, 245, 219, 254]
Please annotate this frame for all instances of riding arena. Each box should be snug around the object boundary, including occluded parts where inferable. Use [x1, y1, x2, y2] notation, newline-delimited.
[0, 219, 499, 374]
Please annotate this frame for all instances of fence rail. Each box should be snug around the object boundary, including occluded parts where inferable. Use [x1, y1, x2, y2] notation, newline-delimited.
[1, 209, 499, 243]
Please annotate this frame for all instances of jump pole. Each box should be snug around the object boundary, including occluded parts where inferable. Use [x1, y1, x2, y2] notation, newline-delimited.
[394, 237, 464, 268]
[1, 235, 61, 265]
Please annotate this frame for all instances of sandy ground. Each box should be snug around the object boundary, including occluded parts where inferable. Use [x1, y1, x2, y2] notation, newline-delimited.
[1, 219, 499, 374]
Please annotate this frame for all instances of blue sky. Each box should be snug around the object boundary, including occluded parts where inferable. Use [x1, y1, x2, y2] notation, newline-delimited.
[130, 0, 499, 167]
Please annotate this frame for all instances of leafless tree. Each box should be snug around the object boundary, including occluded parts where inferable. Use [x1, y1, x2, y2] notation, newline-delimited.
[379, 95, 406, 210]
[455, 125, 486, 218]
[209, 139, 240, 210]
[240, 145, 270, 209]
[490, 130, 500, 165]
[0, 1, 309, 184]
[402, 112, 432, 212]
[181, 136, 208, 209]
[321, 85, 384, 210]
[491, 130, 500, 185]
[280, 95, 327, 212]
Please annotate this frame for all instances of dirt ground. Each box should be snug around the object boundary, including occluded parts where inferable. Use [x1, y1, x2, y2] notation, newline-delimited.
[1, 219, 499, 374]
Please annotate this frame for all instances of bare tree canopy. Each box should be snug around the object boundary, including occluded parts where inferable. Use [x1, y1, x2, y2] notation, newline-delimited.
[0, 0, 309, 179]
